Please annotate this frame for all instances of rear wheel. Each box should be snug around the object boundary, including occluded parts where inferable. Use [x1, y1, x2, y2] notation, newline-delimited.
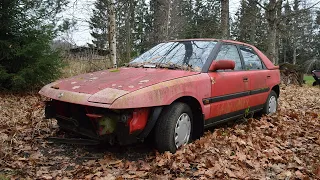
[313, 81, 319, 86]
[154, 102, 192, 153]
[262, 90, 278, 115]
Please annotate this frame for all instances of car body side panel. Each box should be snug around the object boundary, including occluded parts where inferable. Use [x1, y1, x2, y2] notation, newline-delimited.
[243, 69, 280, 108]
[207, 71, 250, 118]
[245, 70, 269, 107]
[110, 74, 211, 116]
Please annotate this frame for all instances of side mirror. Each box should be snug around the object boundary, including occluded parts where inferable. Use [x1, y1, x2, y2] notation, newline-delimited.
[209, 60, 235, 71]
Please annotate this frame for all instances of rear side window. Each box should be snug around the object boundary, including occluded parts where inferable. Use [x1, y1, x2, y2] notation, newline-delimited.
[240, 46, 264, 70]
[215, 45, 242, 70]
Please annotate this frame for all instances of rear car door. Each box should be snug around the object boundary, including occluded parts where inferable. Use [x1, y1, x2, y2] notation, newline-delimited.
[206, 44, 250, 121]
[238, 45, 270, 108]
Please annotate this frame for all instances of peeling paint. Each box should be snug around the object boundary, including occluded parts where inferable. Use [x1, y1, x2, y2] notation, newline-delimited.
[71, 82, 77, 84]
[139, 80, 149, 83]
[90, 77, 98, 80]
[112, 84, 116, 87]
[128, 85, 134, 88]
[72, 86, 80, 90]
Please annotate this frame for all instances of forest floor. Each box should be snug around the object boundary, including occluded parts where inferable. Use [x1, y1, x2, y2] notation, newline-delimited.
[0, 85, 320, 179]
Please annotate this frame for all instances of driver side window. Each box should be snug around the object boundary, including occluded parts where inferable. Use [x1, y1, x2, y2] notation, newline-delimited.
[215, 45, 242, 70]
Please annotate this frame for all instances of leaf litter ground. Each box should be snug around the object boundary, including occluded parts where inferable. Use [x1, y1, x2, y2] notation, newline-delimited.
[0, 85, 320, 179]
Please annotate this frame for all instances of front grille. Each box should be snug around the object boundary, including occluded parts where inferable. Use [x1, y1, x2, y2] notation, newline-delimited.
[53, 101, 97, 134]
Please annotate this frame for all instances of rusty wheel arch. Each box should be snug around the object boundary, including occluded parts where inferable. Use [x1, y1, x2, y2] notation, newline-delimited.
[174, 96, 204, 140]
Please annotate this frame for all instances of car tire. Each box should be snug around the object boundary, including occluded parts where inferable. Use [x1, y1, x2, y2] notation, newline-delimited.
[262, 90, 278, 115]
[154, 102, 193, 153]
[313, 81, 319, 86]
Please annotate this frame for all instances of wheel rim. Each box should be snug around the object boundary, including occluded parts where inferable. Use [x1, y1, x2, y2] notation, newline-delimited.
[268, 96, 277, 114]
[174, 113, 191, 148]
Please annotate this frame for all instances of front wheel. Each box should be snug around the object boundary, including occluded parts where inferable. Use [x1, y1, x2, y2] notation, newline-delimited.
[154, 102, 192, 153]
[262, 90, 278, 115]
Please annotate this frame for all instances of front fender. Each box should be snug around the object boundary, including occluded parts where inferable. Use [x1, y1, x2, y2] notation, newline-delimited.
[109, 73, 211, 110]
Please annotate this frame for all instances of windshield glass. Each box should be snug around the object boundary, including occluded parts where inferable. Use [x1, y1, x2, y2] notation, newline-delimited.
[129, 41, 217, 72]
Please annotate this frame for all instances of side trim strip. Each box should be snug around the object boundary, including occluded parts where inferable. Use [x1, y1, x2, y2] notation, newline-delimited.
[203, 87, 269, 105]
[204, 104, 264, 127]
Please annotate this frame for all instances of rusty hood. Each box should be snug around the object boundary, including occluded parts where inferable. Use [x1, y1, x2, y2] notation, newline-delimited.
[39, 67, 199, 104]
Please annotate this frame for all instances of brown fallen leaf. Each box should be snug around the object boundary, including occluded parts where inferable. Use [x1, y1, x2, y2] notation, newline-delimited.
[277, 170, 292, 179]
[224, 168, 236, 178]
[295, 170, 304, 179]
[315, 165, 320, 178]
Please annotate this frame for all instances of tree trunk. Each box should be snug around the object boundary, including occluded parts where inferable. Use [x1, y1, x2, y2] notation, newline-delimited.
[125, 1, 133, 62]
[265, 0, 281, 64]
[221, 0, 229, 39]
[267, 25, 277, 63]
[152, 0, 170, 43]
[293, 47, 297, 64]
[107, 0, 117, 68]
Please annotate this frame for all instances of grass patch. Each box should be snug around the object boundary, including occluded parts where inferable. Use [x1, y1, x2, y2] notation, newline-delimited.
[0, 174, 9, 180]
[304, 75, 315, 86]
[61, 59, 112, 78]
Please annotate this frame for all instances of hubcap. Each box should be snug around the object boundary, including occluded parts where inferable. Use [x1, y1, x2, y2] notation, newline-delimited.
[268, 96, 277, 114]
[174, 113, 191, 148]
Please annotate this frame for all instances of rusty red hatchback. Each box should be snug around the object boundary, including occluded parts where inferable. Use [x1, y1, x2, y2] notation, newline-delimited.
[40, 39, 280, 153]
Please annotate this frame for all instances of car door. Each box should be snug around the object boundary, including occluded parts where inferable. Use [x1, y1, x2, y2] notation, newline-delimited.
[206, 44, 250, 121]
[238, 45, 270, 108]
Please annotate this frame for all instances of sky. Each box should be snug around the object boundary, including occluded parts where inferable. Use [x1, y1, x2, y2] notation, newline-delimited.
[59, 0, 319, 46]
[59, 0, 241, 46]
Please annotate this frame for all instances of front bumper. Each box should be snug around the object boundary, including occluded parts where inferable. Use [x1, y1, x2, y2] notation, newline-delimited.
[45, 100, 149, 145]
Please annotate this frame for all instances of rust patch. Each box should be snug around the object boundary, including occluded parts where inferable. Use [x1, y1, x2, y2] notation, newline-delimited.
[210, 77, 216, 84]
[51, 85, 60, 89]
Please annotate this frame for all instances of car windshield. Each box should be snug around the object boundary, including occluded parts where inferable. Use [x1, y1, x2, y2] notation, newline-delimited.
[129, 41, 217, 72]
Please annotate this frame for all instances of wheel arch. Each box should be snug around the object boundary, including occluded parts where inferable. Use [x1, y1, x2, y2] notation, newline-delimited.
[271, 84, 280, 98]
[174, 96, 204, 140]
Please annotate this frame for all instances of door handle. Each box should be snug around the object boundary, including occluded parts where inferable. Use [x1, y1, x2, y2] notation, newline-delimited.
[267, 75, 271, 79]
[243, 77, 248, 82]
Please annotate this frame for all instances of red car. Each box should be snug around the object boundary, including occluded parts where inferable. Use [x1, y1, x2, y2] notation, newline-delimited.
[40, 39, 280, 153]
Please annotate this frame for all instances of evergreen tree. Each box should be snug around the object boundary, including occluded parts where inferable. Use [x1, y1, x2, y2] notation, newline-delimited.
[0, 0, 67, 91]
[89, 0, 108, 49]
[232, 0, 268, 51]
[134, 0, 150, 54]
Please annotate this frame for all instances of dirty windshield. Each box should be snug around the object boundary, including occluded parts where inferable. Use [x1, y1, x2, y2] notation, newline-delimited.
[129, 41, 217, 72]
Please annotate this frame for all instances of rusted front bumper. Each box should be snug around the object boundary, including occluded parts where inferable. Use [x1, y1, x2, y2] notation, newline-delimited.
[45, 100, 150, 145]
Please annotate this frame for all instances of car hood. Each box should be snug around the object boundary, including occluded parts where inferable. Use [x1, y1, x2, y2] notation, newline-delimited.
[45, 67, 199, 104]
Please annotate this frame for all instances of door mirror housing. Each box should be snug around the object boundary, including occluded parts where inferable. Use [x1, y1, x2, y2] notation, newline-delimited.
[209, 60, 235, 71]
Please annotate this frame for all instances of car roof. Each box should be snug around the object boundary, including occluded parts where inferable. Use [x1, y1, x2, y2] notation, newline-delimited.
[167, 38, 254, 47]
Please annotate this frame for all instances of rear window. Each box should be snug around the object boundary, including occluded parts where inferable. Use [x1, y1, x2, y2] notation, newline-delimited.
[240, 46, 264, 70]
